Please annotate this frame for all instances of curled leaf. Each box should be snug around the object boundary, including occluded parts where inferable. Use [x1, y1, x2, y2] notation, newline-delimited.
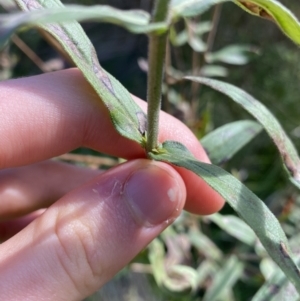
[234, 0, 300, 45]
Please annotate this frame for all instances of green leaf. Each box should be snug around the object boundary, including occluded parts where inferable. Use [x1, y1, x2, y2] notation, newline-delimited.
[260, 257, 278, 280]
[188, 35, 207, 52]
[170, 0, 300, 46]
[12, 0, 148, 145]
[170, 0, 229, 18]
[233, 0, 300, 45]
[205, 45, 257, 65]
[0, 4, 167, 47]
[203, 255, 244, 301]
[188, 229, 223, 261]
[194, 21, 213, 35]
[252, 267, 297, 301]
[149, 140, 300, 294]
[149, 237, 199, 292]
[169, 27, 188, 47]
[148, 238, 167, 286]
[200, 65, 228, 77]
[254, 236, 300, 300]
[201, 120, 262, 164]
[186, 76, 300, 189]
[207, 213, 257, 245]
[196, 260, 218, 286]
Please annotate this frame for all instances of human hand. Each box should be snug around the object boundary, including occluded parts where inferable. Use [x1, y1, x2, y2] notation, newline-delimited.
[0, 68, 224, 300]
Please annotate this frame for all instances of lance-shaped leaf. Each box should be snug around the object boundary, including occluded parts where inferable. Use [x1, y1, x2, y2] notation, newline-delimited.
[207, 213, 257, 245]
[11, 0, 148, 145]
[149, 140, 300, 294]
[186, 76, 300, 189]
[252, 263, 298, 301]
[233, 0, 300, 45]
[0, 4, 167, 48]
[201, 120, 262, 164]
[203, 255, 244, 301]
[205, 45, 257, 65]
[200, 65, 228, 77]
[170, 0, 229, 18]
[253, 235, 300, 300]
[148, 238, 167, 286]
[196, 261, 218, 286]
[188, 229, 223, 261]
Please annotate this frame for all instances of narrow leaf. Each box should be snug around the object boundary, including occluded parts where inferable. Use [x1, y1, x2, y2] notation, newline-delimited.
[148, 239, 167, 286]
[170, 0, 229, 18]
[169, 27, 188, 46]
[253, 237, 300, 301]
[0, 4, 167, 47]
[260, 257, 278, 280]
[233, 0, 300, 45]
[149, 140, 300, 294]
[188, 35, 207, 52]
[196, 260, 218, 286]
[205, 45, 257, 65]
[252, 267, 296, 301]
[186, 76, 300, 189]
[201, 120, 262, 164]
[188, 229, 223, 261]
[13, 0, 147, 145]
[200, 65, 228, 77]
[207, 213, 257, 245]
[194, 21, 213, 35]
[203, 255, 244, 301]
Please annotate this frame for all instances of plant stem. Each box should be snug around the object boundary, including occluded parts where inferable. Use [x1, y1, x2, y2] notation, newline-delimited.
[205, 4, 222, 54]
[146, 0, 170, 153]
[163, 40, 171, 113]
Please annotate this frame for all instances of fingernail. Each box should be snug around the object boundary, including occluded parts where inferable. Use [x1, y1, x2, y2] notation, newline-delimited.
[123, 163, 182, 227]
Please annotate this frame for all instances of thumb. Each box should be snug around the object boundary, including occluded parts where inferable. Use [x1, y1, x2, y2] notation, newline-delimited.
[0, 159, 186, 300]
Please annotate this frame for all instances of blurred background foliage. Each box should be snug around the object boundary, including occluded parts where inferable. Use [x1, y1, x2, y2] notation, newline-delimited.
[1, 0, 300, 300]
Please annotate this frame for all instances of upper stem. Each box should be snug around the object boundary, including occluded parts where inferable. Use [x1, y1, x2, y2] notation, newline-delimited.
[146, 0, 170, 153]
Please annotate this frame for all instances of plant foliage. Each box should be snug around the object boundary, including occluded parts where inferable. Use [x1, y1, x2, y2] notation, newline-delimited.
[1, 0, 300, 299]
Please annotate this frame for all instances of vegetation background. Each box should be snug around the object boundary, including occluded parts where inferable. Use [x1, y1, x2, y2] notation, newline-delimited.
[1, 0, 300, 300]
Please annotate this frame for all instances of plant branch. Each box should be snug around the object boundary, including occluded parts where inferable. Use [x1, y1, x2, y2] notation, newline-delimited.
[146, 0, 170, 153]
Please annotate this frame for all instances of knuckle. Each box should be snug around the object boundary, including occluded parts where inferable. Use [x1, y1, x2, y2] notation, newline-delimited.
[53, 214, 104, 294]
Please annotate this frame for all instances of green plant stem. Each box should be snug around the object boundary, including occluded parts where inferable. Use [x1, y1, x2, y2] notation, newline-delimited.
[146, 0, 170, 153]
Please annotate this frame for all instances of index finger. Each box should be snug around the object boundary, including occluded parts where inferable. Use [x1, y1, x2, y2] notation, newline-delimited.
[0, 68, 224, 214]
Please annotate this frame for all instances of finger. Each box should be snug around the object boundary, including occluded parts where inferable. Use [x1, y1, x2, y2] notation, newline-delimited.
[0, 210, 44, 241]
[0, 159, 186, 300]
[0, 68, 224, 214]
[0, 160, 101, 219]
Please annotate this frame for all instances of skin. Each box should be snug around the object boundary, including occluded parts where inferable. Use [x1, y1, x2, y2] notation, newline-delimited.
[0, 68, 224, 300]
